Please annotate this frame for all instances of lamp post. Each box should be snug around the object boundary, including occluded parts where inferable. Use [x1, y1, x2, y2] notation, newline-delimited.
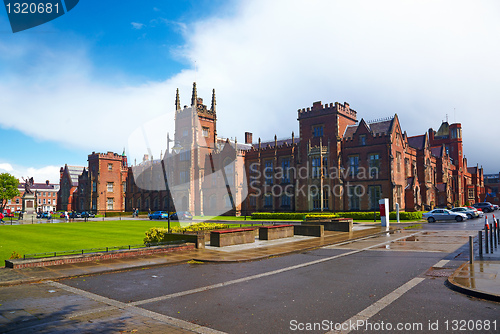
[161, 133, 182, 232]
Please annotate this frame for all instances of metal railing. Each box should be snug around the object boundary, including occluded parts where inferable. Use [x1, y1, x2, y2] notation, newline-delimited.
[22, 240, 187, 260]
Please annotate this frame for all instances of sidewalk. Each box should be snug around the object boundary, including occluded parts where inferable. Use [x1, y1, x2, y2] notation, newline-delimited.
[0, 225, 394, 287]
[447, 241, 500, 302]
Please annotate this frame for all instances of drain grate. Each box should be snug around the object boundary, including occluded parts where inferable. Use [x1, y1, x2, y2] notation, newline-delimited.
[426, 268, 455, 277]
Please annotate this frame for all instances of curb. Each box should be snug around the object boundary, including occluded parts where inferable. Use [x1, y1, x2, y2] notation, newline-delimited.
[446, 262, 500, 303]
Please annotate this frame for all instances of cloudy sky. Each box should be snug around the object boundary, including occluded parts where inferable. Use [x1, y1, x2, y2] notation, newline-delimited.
[0, 0, 499, 183]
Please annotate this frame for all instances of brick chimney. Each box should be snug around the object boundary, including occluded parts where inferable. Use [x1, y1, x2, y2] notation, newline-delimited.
[245, 132, 253, 144]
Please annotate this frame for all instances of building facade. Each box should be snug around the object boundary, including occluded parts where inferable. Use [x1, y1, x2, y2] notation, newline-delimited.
[7, 180, 59, 213]
[80, 83, 486, 214]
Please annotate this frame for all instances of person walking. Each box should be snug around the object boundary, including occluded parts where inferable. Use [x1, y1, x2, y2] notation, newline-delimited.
[0, 212, 4, 223]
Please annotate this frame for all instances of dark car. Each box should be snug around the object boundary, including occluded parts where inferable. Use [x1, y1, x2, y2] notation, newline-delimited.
[170, 211, 193, 221]
[472, 202, 494, 213]
[36, 212, 50, 219]
[69, 212, 82, 218]
[148, 211, 169, 220]
[81, 211, 96, 218]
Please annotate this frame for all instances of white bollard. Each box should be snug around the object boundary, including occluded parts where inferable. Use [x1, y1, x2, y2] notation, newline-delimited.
[379, 198, 390, 230]
[396, 203, 400, 223]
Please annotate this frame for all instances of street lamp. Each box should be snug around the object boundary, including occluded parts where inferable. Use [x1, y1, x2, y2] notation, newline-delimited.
[161, 133, 182, 232]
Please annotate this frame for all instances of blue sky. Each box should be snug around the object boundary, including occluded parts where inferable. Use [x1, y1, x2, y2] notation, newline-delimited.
[1, 0, 500, 183]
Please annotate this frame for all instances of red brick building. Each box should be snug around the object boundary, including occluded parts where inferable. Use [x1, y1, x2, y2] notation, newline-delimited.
[123, 84, 486, 214]
[7, 180, 59, 213]
[58, 152, 128, 213]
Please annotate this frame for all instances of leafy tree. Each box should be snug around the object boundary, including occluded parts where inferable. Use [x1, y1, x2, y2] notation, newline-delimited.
[0, 173, 20, 212]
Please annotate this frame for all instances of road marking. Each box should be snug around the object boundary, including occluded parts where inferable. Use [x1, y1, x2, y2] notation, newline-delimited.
[130, 231, 423, 306]
[433, 260, 450, 268]
[46, 281, 227, 334]
[326, 277, 426, 334]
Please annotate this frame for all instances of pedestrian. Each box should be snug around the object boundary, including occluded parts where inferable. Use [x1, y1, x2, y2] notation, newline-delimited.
[0, 212, 4, 223]
[135, 208, 139, 217]
[65, 211, 68, 221]
[19, 211, 23, 220]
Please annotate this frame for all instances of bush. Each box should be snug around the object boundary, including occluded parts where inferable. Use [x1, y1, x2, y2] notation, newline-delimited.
[144, 223, 229, 244]
[250, 211, 424, 221]
[9, 251, 22, 259]
[305, 214, 339, 220]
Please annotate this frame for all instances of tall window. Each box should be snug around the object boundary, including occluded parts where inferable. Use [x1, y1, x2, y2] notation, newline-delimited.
[396, 152, 401, 173]
[405, 158, 410, 178]
[313, 125, 324, 137]
[323, 188, 329, 210]
[311, 157, 320, 178]
[359, 135, 366, 146]
[224, 161, 234, 186]
[312, 192, 321, 210]
[281, 158, 291, 183]
[369, 154, 380, 178]
[249, 195, 256, 206]
[264, 193, 273, 207]
[107, 198, 114, 210]
[349, 155, 359, 176]
[281, 194, 291, 208]
[322, 157, 328, 177]
[224, 195, 232, 208]
[349, 186, 360, 210]
[108, 163, 113, 171]
[396, 186, 402, 205]
[107, 182, 114, 192]
[265, 161, 273, 185]
[368, 186, 381, 210]
[180, 150, 190, 161]
[180, 171, 189, 183]
[202, 127, 209, 137]
[122, 182, 126, 193]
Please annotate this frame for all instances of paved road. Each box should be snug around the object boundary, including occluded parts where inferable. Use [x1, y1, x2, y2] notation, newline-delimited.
[2, 215, 499, 333]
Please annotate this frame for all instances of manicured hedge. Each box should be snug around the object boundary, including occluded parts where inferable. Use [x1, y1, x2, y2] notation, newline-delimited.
[251, 213, 308, 220]
[251, 211, 424, 221]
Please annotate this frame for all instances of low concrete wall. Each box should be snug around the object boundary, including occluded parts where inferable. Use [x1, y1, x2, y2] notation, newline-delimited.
[303, 218, 353, 232]
[259, 225, 294, 240]
[5, 243, 195, 269]
[210, 228, 256, 247]
[165, 233, 205, 249]
[294, 224, 324, 237]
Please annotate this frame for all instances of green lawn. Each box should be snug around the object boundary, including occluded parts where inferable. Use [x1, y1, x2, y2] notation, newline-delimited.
[0, 220, 184, 264]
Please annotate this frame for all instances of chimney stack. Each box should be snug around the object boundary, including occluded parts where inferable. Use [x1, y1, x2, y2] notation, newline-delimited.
[245, 132, 253, 144]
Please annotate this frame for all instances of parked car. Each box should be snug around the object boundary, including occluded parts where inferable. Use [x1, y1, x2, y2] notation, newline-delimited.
[451, 207, 478, 219]
[467, 206, 484, 218]
[149, 211, 169, 220]
[423, 209, 467, 223]
[81, 211, 96, 218]
[170, 211, 193, 221]
[36, 212, 50, 219]
[472, 202, 495, 213]
[69, 212, 82, 218]
[493, 204, 499, 211]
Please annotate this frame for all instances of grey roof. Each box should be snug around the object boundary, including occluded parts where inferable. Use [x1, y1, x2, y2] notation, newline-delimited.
[343, 119, 393, 139]
[467, 167, 478, 174]
[252, 137, 300, 149]
[408, 135, 426, 150]
[431, 146, 443, 158]
[67, 166, 85, 186]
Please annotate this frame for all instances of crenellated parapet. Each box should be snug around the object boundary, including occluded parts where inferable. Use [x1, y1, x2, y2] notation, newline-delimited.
[297, 101, 357, 121]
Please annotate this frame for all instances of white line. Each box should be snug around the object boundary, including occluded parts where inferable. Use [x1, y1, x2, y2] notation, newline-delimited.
[433, 260, 450, 268]
[326, 277, 426, 334]
[47, 281, 227, 334]
[130, 232, 422, 306]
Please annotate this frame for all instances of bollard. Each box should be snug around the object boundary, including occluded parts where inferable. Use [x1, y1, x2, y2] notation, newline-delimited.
[494, 219, 498, 249]
[491, 223, 494, 253]
[497, 219, 500, 245]
[485, 226, 489, 253]
[478, 231, 483, 256]
[469, 236, 474, 265]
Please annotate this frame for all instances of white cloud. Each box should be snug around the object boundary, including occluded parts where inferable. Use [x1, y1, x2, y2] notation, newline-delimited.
[131, 22, 145, 30]
[0, 162, 60, 184]
[1, 0, 500, 173]
[0, 163, 13, 172]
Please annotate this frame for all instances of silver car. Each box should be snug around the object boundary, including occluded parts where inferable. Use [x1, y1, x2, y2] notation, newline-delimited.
[451, 207, 478, 219]
[423, 209, 468, 223]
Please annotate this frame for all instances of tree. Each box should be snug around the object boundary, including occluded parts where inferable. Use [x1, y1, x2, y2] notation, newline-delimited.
[0, 173, 20, 212]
